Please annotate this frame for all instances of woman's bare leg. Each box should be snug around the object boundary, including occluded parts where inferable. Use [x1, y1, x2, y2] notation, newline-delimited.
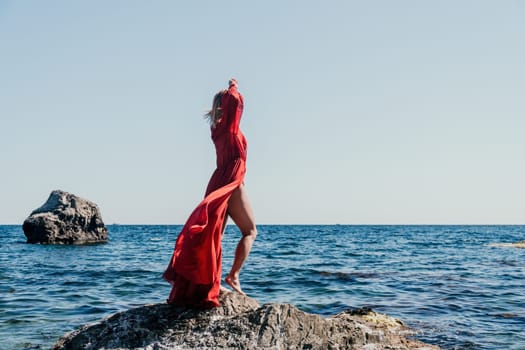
[225, 184, 257, 294]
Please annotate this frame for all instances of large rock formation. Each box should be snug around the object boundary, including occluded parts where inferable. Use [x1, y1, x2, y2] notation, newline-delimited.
[23, 190, 107, 244]
[52, 289, 438, 350]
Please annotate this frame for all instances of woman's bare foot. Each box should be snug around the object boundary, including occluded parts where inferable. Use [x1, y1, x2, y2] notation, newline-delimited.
[225, 275, 245, 295]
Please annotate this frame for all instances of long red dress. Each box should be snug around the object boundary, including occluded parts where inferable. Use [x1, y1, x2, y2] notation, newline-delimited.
[163, 85, 246, 308]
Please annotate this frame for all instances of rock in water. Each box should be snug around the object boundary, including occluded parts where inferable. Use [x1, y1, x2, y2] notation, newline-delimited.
[52, 289, 439, 350]
[23, 190, 107, 244]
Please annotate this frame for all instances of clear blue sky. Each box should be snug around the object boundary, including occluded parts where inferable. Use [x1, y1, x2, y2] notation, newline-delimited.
[1, 1, 524, 224]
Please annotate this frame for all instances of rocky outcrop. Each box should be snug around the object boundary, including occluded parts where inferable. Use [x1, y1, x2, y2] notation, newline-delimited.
[52, 289, 438, 350]
[23, 190, 107, 244]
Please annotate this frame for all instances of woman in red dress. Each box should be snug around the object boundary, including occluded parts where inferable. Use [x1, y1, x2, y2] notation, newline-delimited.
[163, 79, 258, 308]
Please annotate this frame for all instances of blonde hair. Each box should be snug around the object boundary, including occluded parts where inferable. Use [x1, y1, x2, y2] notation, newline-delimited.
[204, 90, 227, 128]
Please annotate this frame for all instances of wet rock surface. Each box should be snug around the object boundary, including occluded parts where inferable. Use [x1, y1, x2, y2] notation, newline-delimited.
[52, 288, 438, 350]
[23, 190, 107, 244]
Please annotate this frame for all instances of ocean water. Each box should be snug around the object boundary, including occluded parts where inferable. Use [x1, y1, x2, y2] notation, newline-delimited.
[1, 225, 524, 350]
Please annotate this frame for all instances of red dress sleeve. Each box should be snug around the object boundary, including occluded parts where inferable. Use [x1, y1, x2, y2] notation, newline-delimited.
[221, 86, 244, 134]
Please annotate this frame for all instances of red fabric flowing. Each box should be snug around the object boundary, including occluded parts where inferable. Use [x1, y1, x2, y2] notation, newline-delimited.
[163, 85, 246, 308]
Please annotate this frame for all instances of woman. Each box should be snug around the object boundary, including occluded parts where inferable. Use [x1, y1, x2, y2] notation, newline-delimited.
[163, 79, 257, 308]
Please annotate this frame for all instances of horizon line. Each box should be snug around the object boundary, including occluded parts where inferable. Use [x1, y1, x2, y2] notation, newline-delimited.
[2, 223, 524, 226]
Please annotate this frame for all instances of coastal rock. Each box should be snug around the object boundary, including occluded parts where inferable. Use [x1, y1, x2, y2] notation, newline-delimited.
[52, 288, 438, 350]
[22, 190, 107, 244]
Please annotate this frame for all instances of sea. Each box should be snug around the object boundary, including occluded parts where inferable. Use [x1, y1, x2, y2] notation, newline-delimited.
[1, 225, 524, 350]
